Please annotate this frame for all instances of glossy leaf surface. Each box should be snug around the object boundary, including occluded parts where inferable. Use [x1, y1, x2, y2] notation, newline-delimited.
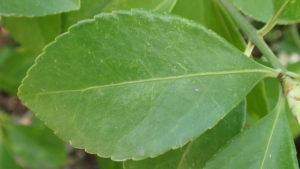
[205, 93, 298, 169]
[231, 0, 300, 24]
[124, 101, 246, 169]
[172, 0, 245, 51]
[5, 125, 67, 169]
[0, 0, 80, 17]
[2, 15, 60, 53]
[19, 10, 277, 161]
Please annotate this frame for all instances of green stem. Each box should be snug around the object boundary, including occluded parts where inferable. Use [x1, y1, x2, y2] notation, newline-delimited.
[244, 41, 255, 57]
[220, 0, 287, 73]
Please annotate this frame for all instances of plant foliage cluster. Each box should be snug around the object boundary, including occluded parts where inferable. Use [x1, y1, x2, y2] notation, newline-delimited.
[1, 0, 300, 168]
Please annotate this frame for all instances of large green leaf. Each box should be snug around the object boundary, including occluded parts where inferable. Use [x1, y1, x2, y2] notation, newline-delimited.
[63, 0, 177, 30]
[124, 100, 246, 169]
[0, 129, 22, 169]
[204, 91, 298, 169]
[172, 0, 245, 51]
[2, 15, 60, 53]
[5, 125, 67, 169]
[0, 48, 36, 95]
[18, 10, 278, 161]
[0, 0, 80, 17]
[231, 0, 300, 24]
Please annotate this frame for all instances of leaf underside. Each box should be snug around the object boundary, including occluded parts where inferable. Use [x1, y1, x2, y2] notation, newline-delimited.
[0, 0, 80, 17]
[19, 10, 276, 161]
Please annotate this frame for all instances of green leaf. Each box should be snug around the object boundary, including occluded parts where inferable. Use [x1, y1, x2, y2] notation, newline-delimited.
[124, 100, 246, 169]
[2, 15, 60, 53]
[97, 157, 123, 169]
[62, 0, 177, 30]
[231, 0, 300, 24]
[204, 92, 298, 169]
[0, 129, 22, 169]
[172, 0, 245, 51]
[0, 48, 36, 95]
[246, 80, 270, 120]
[0, 0, 80, 17]
[5, 125, 67, 169]
[18, 10, 278, 161]
[103, 0, 177, 13]
[279, 25, 300, 54]
[62, 0, 112, 30]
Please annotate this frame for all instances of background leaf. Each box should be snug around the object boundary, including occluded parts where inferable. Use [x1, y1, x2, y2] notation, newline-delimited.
[124, 100, 246, 169]
[0, 48, 36, 95]
[19, 10, 277, 161]
[204, 93, 298, 169]
[0, 0, 80, 17]
[62, 0, 177, 30]
[0, 128, 22, 169]
[2, 15, 60, 53]
[231, 0, 300, 24]
[97, 157, 123, 169]
[5, 125, 67, 169]
[172, 0, 245, 51]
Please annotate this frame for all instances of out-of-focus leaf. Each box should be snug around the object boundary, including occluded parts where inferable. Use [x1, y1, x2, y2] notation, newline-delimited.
[0, 130, 22, 169]
[246, 81, 270, 120]
[103, 0, 177, 13]
[231, 0, 300, 24]
[62, 0, 111, 30]
[5, 125, 66, 169]
[0, 0, 80, 17]
[124, 101, 246, 169]
[18, 10, 278, 160]
[0, 48, 36, 95]
[2, 15, 60, 52]
[205, 93, 298, 169]
[97, 157, 123, 169]
[62, 0, 177, 30]
[172, 0, 245, 51]
[278, 24, 300, 54]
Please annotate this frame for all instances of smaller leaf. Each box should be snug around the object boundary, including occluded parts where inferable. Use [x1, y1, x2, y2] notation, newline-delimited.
[204, 90, 298, 169]
[0, 130, 22, 169]
[124, 100, 246, 169]
[5, 125, 67, 169]
[2, 15, 60, 53]
[97, 157, 123, 169]
[246, 80, 270, 120]
[0, 0, 80, 17]
[231, 0, 300, 24]
[0, 48, 36, 95]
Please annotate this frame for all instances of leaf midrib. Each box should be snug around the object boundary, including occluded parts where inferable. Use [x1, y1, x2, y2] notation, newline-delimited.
[21, 69, 273, 97]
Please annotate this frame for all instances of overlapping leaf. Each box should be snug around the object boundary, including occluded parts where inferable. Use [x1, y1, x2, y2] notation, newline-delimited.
[19, 10, 278, 160]
[172, 0, 245, 51]
[0, 0, 80, 17]
[204, 92, 298, 169]
[2, 15, 60, 53]
[231, 0, 300, 24]
[124, 101, 246, 169]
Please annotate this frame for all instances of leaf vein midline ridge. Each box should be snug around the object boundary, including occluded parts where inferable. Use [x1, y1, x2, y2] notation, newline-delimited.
[22, 69, 276, 97]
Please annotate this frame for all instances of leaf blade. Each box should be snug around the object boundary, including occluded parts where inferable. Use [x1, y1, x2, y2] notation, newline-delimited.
[0, 0, 80, 17]
[19, 10, 277, 160]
